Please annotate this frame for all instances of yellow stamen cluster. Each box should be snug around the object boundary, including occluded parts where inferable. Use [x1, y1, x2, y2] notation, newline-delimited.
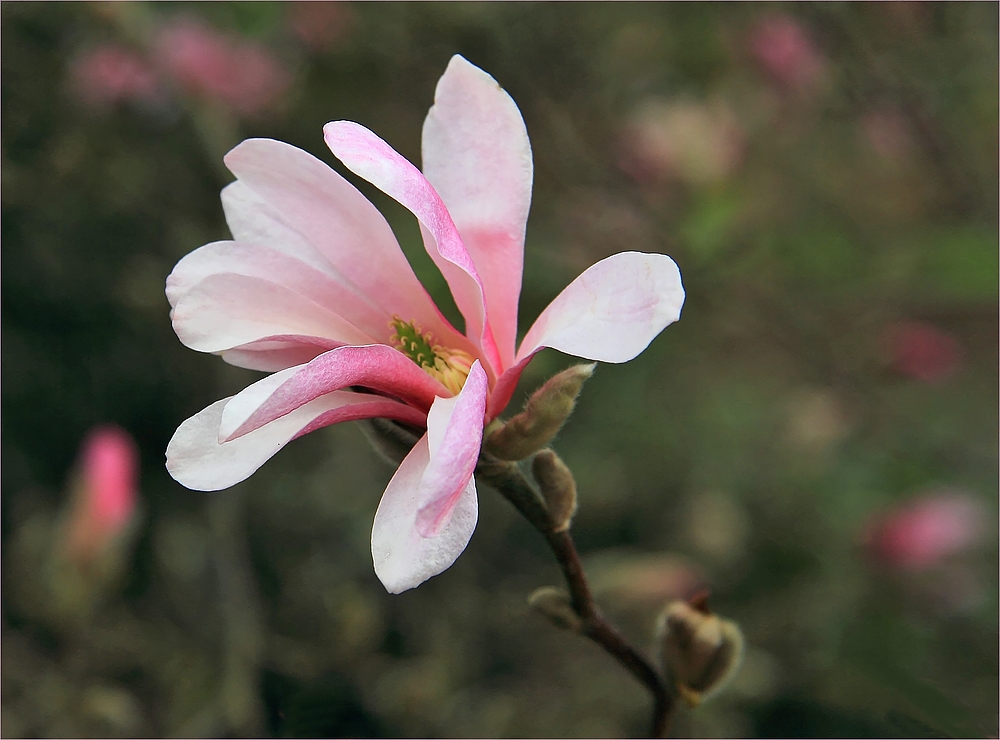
[389, 317, 475, 395]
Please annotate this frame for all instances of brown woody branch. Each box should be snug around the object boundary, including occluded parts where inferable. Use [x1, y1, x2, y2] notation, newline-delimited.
[476, 453, 675, 738]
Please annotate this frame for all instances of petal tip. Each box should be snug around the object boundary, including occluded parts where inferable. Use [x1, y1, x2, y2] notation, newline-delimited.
[374, 569, 418, 595]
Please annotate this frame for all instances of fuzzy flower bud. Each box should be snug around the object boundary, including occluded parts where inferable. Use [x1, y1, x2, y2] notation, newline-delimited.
[44, 425, 141, 624]
[532, 450, 578, 532]
[656, 597, 744, 707]
[527, 586, 582, 632]
[486, 363, 596, 461]
[64, 425, 140, 567]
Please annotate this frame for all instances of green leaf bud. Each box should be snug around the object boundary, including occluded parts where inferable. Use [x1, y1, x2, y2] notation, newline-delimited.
[486, 363, 596, 461]
[531, 450, 578, 532]
[655, 598, 744, 708]
[527, 586, 583, 632]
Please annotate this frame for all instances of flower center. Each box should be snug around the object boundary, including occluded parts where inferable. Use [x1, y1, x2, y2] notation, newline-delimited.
[389, 317, 475, 395]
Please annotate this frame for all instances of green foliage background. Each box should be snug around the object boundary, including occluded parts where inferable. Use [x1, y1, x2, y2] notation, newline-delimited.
[3, 3, 997, 738]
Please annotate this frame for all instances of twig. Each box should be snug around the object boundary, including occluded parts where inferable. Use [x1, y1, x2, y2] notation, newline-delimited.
[476, 454, 676, 738]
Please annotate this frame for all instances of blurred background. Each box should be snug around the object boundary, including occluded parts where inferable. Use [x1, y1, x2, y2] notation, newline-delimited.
[2, 3, 997, 737]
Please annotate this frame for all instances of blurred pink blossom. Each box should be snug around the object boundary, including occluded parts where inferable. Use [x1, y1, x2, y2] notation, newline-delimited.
[881, 320, 962, 383]
[863, 491, 987, 572]
[69, 45, 163, 109]
[289, 2, 354, 51]
[618, 98, 745, 187]
[153, 19, 291, 116]
[749, 14, 826, 94]
[66, 425, 139, 563]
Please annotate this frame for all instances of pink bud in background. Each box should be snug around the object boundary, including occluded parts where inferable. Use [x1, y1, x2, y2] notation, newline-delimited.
[748, 14, 826, 94]
[65, 425, 139, 564]
[289, 1, 354, 51]
[863, 492, 987, 572]
[153, 19, 291, 116]
[881, 320, 962, 383]
[69, 45, 163, 109]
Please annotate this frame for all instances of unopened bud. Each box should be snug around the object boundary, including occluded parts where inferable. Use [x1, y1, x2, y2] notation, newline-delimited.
[532, 450, 577, 532]
[487, 363, 596, 461]
[360, 418, 422, 465]
[63, 425, 140, 569]
[656, 599, 744, 707]
[528, 586, 582, 632]
[47, 425, 142, 624]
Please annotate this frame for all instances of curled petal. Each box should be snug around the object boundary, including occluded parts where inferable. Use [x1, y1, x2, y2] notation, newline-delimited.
[219, 344, 448, 442]
[323, 121, 502, 375]
[166, 392, 427, 492]
[371, 360, 487, 593]
[414, 360, 488, 537]
[422, 55, 533, 371]
[371, 435, 478, 594]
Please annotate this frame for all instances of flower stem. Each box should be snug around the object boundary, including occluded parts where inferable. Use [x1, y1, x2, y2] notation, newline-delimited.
[476, 454, 675, 738]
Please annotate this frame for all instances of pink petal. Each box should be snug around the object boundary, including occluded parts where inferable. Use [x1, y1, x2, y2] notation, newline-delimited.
[167, 232, 382, 372]
[422, 55, 533, 371]
[166, 391, 426, 492]
[370, 361, 487, 593]
[370, 435, 478, 594]
[517, 251, 684, 362]
[221, 181, 341, 278]
[219, 344, 448, 442]
[223, 138, 470, 354]
[218, 340, 334, 372]
[488, 362, 526, 421]
[413, 360, 488, 537]
[489, 252, 685, 418]
[169, 272, 375, 354]
[323, 121, 502, 375]
[167, 239, 389, 346]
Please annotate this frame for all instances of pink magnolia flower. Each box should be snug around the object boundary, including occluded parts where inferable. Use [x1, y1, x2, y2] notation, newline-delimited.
[165, 56, 685, 593]
[863, 491, 987, 572]
[748, 14, 826, 95]
[152, 19, 291, 116]
[881, 320, 962, 383]
[65, 425, 140, 564]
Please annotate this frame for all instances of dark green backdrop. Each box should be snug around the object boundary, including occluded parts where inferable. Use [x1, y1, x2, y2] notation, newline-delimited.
[3, 3, 997, 737]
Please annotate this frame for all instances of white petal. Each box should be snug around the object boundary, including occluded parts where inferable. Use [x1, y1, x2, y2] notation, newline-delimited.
[169, 272, 374, 353]
[166, 391, 426, 492]
[516, 251, 685, 363]
[166, 239, 387, 342]
[371, 436, 478, 594]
